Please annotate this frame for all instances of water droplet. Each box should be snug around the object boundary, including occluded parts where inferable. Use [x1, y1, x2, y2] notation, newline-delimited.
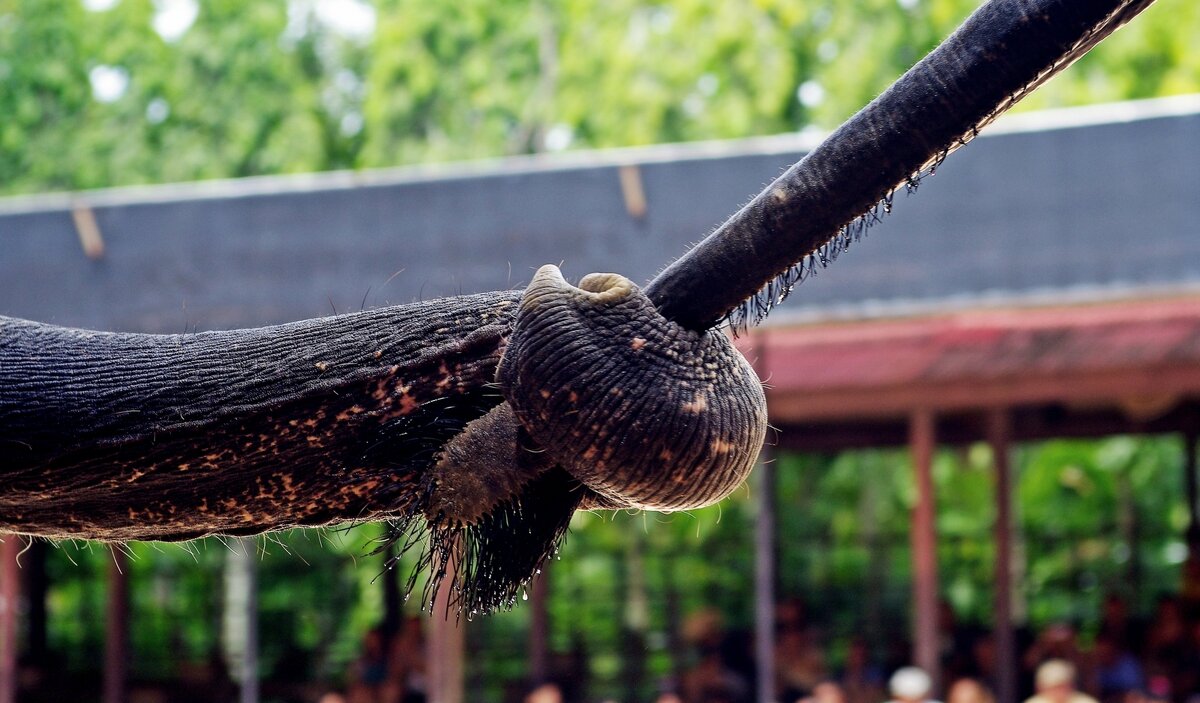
[522, 589, 529, 601]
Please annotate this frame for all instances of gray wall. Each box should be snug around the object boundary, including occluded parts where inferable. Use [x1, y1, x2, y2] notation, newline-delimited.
[1, 107, 1197, 332]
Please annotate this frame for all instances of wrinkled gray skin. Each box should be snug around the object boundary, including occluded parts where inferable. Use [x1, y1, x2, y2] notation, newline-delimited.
[0, 0, 1158, 610]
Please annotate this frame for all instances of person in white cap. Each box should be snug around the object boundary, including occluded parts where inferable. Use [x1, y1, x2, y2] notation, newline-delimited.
[887, 667, 943, 703]
[1024, 660, 1099, 703]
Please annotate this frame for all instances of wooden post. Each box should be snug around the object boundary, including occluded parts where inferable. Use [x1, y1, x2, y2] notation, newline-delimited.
[909, 409, 940, 688]
[224, 540, 259, 703]
[988, 409, 1017, 703]
[529, 571, 550, 684]
[384, 541, 403, 641]
[24, 541, 47, 668]
[0, 537, 19, 703]
[104, 550, 129, 703]
[239, 540, 259, 703]
[428, 557, 464, 703]
[621, 531, 649, 703]
[755, 447, 777, 703]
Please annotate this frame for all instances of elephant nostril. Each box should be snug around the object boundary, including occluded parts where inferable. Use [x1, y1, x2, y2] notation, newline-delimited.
[576, 271, 635, 299]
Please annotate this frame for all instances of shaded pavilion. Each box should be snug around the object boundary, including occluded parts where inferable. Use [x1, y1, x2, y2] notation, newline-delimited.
[743, 296, 1200, 703]
[2, 95, 1199, 703]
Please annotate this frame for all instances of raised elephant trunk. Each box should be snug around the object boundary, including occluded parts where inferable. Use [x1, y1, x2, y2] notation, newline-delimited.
[647, 0, 1156, 330]
[0, 0, 1158, 611]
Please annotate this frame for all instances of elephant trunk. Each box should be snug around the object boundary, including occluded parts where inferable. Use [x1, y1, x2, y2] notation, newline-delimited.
[0, 292, 518, 540]
[645, 0, 1158, 331]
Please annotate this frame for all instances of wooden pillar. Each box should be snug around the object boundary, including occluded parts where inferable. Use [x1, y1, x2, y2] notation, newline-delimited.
[239, 540, 259, 703]
[224, 540, 259, 703]
[621, 530, 648, 703]
[23, 541, 48, 668]
[383, 542, 403, 641]
[428, 559, 464, 703]
[104, 550, 129, 703]
[0, 537, 19, 703]
[529, 571, 550, 684]
[909, 409, 940, 688]
[988, 409, 1017, 703]
[754, 448, 777, 703]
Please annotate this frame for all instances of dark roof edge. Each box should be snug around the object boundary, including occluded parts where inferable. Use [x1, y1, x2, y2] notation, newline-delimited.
[762, 279, 1200, 327]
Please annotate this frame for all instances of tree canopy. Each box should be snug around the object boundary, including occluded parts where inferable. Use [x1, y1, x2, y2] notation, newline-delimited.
[1, 0, 1198, 195]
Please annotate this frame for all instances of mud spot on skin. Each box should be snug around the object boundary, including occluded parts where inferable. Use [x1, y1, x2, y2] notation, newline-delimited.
[710, 439, 735, 454]
[435, 362, 454, 391]
[335, 405, 366, 422]
[396, 393, 419, 415]
[314, 361, 329, 372]
[630, 337, 646, 351]
[682, 393, 708, 414]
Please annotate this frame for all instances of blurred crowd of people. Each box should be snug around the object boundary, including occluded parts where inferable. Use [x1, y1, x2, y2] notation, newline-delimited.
[333, 592, 1200, 703]
[648, 595, 1200, 703]
[321, 616, 428, 703]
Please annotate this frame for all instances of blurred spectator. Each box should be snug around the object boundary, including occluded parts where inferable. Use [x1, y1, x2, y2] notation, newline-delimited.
[1091, 634, 1144, 703]
[1097, 596, 1139, 652]
[968, 633, 998, 693]
[887, 667, 941, 703]
[1025, 660, 1098, 703]
[524, 682, 563, 703]
[1122, 689, 1169, 703]
[349, 628, 388, 703]
[797, 680, 850, 703]
[839, 638, 886, 703]
[682, 609, 750, 703]
[776, 599, 828, 702]
[386, 616, 427, 703]
[940, 601, 980, 684]
[947, 678, 995, 703]
[1142, 596, 1187, 699]
[1023, 624, 1084, 678]
[682, 639, 750, 703]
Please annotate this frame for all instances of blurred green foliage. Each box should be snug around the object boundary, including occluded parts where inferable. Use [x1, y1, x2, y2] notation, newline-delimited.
[2, 0, 1199, 194]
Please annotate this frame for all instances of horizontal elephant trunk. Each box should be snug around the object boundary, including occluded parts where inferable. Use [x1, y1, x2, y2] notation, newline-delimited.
[1, 272, 767, 612]
[0, 292, 518, 540]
